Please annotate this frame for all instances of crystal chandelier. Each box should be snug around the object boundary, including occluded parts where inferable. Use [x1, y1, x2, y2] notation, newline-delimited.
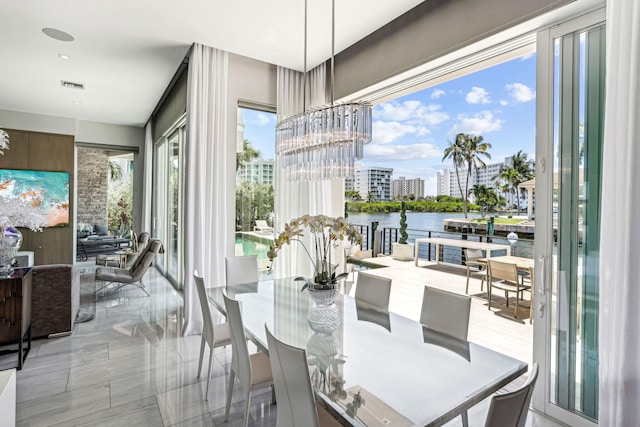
[275, 0, 372, 181]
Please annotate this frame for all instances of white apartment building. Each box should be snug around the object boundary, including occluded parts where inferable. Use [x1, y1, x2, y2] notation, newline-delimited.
[391, 176, 425, 199]
[437, 156, 531, 200]
[355, 166, 393, 201]
[236, 158, 275, 186]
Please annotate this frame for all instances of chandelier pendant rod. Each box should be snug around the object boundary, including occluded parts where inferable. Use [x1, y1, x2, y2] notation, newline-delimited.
[302, 0, 308, 112]
[330, 0, 335, 105]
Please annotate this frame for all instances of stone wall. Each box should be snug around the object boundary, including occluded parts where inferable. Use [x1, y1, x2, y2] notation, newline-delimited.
[77, 147, 108, 230]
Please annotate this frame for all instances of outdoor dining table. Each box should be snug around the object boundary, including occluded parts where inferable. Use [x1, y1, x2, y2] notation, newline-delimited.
[208, 278, 528, 427]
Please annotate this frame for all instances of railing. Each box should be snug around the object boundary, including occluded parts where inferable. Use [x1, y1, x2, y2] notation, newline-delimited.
[354, 223, 535, 267]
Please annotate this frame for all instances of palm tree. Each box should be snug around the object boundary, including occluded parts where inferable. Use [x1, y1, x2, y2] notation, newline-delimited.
[495, 150, 534, 213]
[236, 139, 261, 171]
[442, 133, 492, 218]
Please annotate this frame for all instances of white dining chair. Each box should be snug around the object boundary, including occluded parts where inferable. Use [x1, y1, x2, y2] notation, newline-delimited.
[419, 286, 471, 341]
[420, 286, 472, 427]
[193, 271, 231, 400]
[225, 255, 259, 286]
[354, 272, 392, 311]
[265, 326, 342, 427]
[223, 293, 273, 427]
[484, 363, 539, 427]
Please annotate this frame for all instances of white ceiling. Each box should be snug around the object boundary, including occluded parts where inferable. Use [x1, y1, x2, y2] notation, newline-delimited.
[0, 0, 424, 128]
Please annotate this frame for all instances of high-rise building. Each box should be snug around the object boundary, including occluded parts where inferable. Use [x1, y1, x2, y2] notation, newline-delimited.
[355, 166, 393, 201]
[436, 157, 533, 201]
[236, 158, 275, 186]
[391, 176, 425, 199]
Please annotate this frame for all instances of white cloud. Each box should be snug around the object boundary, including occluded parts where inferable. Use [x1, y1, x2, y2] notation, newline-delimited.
[249, 113, 271, 126]
[365, 143, 442, 160]
[372, 121, 429, 144]
[373, 100, 449, 125]
[499, 100, 509, 106]
[448, 111, 504, 136]
[431, 89, 445, 99]
[465, 86, 491, 104]
[505, 83, 536, 103]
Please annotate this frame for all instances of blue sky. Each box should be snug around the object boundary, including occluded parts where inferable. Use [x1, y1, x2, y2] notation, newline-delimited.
[241, 53, 536, 196]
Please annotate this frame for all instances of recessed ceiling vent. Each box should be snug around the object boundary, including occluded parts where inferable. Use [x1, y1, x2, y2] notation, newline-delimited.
[61, 80, 85, 90]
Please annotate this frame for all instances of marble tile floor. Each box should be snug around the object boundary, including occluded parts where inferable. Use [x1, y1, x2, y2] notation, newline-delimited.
[10, 263, 566, 427]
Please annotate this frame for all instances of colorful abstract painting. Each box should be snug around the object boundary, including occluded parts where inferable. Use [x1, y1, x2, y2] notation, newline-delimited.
[0, 169, 70, 228]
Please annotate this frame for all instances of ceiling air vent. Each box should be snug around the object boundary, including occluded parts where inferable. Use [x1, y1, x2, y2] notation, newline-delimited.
[61, 80, 85, 90]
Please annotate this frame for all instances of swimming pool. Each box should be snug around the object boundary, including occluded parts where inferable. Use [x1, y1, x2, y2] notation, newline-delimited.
[235, 233, 273, 275]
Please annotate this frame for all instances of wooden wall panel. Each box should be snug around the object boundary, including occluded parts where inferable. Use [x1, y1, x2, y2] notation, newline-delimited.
[0, 129, 74, 265]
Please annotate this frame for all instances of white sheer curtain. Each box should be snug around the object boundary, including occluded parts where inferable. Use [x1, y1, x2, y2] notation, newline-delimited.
[273, 64, 345, 279]
[182, 44, 229, 336]
[141, 119, 153, 233]
[599, 0, 640, 423]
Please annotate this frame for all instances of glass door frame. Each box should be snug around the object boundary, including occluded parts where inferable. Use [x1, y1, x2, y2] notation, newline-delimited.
[533, 8, 604, 427]
[152, 115, 186, 290]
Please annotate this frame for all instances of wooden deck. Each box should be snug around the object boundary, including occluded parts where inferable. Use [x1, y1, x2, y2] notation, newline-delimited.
[348, 255, 533, 366]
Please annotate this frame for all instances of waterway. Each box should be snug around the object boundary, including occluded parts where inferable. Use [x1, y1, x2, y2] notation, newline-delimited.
[346, 211, 473, 232]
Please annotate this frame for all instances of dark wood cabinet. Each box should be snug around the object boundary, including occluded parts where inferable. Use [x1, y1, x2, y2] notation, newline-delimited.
[0, 268, 32, 370]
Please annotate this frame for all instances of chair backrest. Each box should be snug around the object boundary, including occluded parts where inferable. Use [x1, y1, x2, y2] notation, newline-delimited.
[354, 272, 392, 311]
[256, 220, 270, 228]
[265, 326, 320, 427]
[419, 286, 471, 340]
[130, 238, 164, 281]
[465, 248, 483, 263]
[223, 293, 253, 391]
[488, 259, 519, 283]
[225, 255, 259, 286]
[193, 271, 214, 347]
[484, 363, 539, 427]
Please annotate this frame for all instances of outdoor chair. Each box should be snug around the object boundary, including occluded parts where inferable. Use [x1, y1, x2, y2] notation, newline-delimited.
[253, 220, 274, 235]
[464, 248, 487, 294]
[193, 271, 231, 400]
[265, 325, 342, 427]
[487, 259, 531, 319]
[484, 363, 539, 427]
[95, 238, 164, 298]
[354, 272, 392, 311]
[223, 294, 273, 427]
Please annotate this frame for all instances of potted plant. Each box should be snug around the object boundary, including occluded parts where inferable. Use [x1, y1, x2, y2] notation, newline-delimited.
[267, 215, 363, 304]
[392, 201, 415, 261]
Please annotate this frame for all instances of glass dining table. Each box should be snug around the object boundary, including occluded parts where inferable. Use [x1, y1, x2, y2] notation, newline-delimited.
[208, 278, 528, 427]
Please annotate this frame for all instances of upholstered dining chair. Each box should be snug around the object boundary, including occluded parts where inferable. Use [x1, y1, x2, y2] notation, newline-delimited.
[223, 293, 273, 427]
[193, 271, 231, 400]
[95, 238, 163, 298]
[354, 272, 392, 311]
[265, 326, 342, 427]
[487, 259, 532, 319]
[225, 255, 259, 286]
[419, 286, 471, 341]
[464, 248, 487, 294]
[420, 286, 472, 427]
[484, 363, 539, 427]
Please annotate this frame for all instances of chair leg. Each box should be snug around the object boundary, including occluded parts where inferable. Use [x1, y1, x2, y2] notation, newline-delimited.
[505, 291, 509, 307]
[461, 410, 469, 427]
[242, 390, 252, 427]
[515, 290, 520, 319]
[197, 336, 206, 378]
[205, 345, 214, 400]
[225, 370, 235, 421]
[465, 268, 471, 294]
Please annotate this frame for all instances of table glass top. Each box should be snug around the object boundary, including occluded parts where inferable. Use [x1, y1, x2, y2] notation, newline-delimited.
[209, 279, 527, 427]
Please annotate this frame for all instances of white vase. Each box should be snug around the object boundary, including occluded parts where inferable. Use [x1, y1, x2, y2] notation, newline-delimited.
[0, 226, 23, 273]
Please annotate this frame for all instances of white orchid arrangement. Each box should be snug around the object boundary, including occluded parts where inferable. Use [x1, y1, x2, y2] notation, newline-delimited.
[0, 128, 9, 155]
[267, 215, 363, 291]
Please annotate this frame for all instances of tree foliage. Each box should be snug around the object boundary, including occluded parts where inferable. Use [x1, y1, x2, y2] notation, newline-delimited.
[399, 201, 408, 244]
[235, 181, 274, 231]
[442, 133, 492, 218]
[236, 139, 261, 171]
[493, 150, 534, 213]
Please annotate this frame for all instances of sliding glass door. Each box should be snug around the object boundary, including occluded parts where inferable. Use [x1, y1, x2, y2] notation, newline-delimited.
[153, 117, 186, 289]
[534, 9, 604, 426]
